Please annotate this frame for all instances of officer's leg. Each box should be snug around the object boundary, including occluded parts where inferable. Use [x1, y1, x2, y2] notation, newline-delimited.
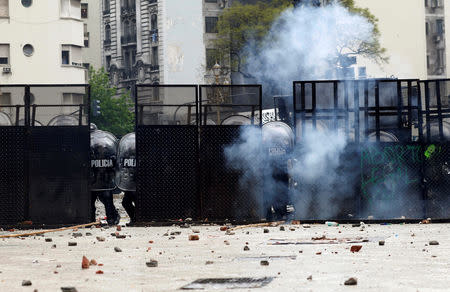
[99, 190, 119, 225]
[122, 191, 135, 222]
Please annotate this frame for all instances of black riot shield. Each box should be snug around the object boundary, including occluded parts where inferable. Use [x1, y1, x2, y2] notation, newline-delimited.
[90, 130, 118, 191]
[116, 132, 136, 192]
[262, 121, 295, 219]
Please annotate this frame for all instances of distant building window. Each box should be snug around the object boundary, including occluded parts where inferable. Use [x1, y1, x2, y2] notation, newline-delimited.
[0, 0, 9, 17]
[152, 46, 158, 66]
[436, 19, 444, 35]
[81, 3, 88, 18]
[425, 0, 428, 7]
[105, 24, 111, 40]
[205, 17, 218, 33]
[358, 67, 367, 79]
[84, 39, 89, 47]
[427, 55, 430, 69]
[426, 22, 429, 35]
[0, 44, 10, 65]
[206, 49, 218, 69]
[205, 0, 217, 3]
[105, 55, 111, 70]
[23, 44, 34, 57]
[151, 14, 157, 30]
[62, 50, 70, 65]
[21, 0, 32, 8]
[61, 44, 82, 66]
[60, 0, 81, 19]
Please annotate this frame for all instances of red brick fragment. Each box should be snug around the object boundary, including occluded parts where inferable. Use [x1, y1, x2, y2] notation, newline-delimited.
[350, 245, 362, 253]
[90, 259, 97, 266]
[116, 225, 122, 231]
[98, 264, 104, 266]
[82, 256, 90, 269]
[220, 226, 228, 231]
[95, 270, 104, 274]
[189, 235, 199, 241]
[149, 240, 154, 244]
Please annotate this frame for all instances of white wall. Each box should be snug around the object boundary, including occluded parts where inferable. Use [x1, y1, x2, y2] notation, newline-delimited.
[162, 0, 205, 87]
[82, 0, 102, 69]
[354, 0, 428, 80]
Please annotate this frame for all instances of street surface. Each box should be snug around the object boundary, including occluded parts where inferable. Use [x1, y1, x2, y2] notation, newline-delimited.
[1, 221, 449, 292]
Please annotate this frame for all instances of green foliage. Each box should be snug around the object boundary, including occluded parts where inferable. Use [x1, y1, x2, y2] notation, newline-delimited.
[89, 67, 134, 137]
[214, 0, 387, 73]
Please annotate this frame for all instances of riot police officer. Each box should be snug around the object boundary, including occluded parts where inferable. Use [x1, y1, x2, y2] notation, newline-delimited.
[262, 121, 295, 220]
[90, 124, 120, 225]
[116, 132, 136, 225]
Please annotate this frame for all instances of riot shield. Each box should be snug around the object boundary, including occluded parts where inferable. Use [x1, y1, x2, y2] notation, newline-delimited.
[116, 132, 136, 192]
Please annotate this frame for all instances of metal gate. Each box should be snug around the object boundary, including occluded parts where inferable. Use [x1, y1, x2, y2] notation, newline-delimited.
[293, 79, 450, 220]
[135, 85, 200, 221]
[0, 85, 90, 226]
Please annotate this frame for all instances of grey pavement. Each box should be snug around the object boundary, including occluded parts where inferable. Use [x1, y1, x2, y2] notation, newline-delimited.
[0, 222, 449, 291]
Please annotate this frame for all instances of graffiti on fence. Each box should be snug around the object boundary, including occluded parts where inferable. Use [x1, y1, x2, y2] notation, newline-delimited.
[424, 144, 442, 160]
[361, 145, 422, 202]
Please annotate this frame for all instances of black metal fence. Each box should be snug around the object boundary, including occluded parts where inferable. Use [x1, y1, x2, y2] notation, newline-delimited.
[0, 85, 90, 225]
[135, 85, 262, 222]
[293, 79, 450, 219]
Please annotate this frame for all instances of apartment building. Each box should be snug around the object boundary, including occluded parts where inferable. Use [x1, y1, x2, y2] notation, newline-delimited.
[81, 0, 102, 71]
[101, 0, 229, 96]
[0, 0, 85, 125]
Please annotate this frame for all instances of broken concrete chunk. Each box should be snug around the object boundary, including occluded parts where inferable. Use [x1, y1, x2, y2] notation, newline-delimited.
[22, 280, 32, 286]
[114, 247, 122, 252]
[350, 245, 362, 253]
[96, 236, 105, 242]
[379, 240, 385, 246]
[61, 287, 78, 292]
[189, 235, 199, 241]
[45, 238, 52, 242]
[344, 278, 357, 285]
[68, 242, 77, 246]
[243, 246, 250, 251]
[146, 260, 158, 267]
[263, 228, 269, 233]
[72, 233, 83, 238]
[260, 260, 269, 266]
[429, 241, 439, 245]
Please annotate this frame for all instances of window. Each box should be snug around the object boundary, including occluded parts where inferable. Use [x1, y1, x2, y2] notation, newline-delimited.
[436, 19, 444, 35]
[426, 22, 429, 35]
[425, 0, 428, 7]
[205, 17, 218, 33]
[105, 55, 111, 69]
[427, 55, 430, 69]
[83, 63, 90, 70]
[84, 24, 89, 47]
[21, 0, 32, 7]
[151, 14, 157, 30]
[61, 45, 82, 66]
[81, 3, 88, 18]
[0, 44, 10, 65]
[0, 0, 9, 17]
[205, 0, 217, 2]
[60, 0, 81, 19]
[437, 49, 445, 68]
[105, 24, 111, 40]
[152, 47, 158, 65]
[206, 49, 218, 69]
[23, 44, 34, 57]
[358, 67, 367, 79]
[104, 0, 110, 11]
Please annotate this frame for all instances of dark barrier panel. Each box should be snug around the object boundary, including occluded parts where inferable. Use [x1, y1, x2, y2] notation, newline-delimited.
[0, 86, 28, 225]
[28, 85, 90, 224]
[199, 85, 262, 221]
[135, 85, 199, 221]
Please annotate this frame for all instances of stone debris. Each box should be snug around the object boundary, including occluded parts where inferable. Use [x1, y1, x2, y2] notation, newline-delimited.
[243, 246, 250, 251]
[220, 226, 228, 231]
[263, 228, 269, 233]
[45, 238, 52, 242]
[116, 226, 121, 231]
[82, 256, 90, 269]
[226, 230, 235, 235]
[32, 259, 39, 264]
[22, 280, 32, 286]
[302, 224, 311, 228]
[116, 234, 126, 239]
[52, 244, 57, 249]
[189, 235, 199, 241]
[289, 228, 296, 231]
[114, 247, 122, 252]
[429, 241, 439, 245]
[307, 275, 312, 280]
[96, 236, 105, 242]
[180, 223, 190, 228]
[292, 220, 301, 225]
[61, 287, 78, 292]
[260, 260, 269, 266]
[95, 270, 104, 274]
[344, 277, 358, 286]
[350, 245, 362, 253]
[224, 240, 230, 245]
[170, 231, 181, 236]
[72, 233, 83, 238]
[379, 240, 385, 246]
[192, 229, 200, 233]
[205, 261, 214, 265]
[68, 242, 77, 246]
[280, 226, 285, 231]
[146, 260, 158, 267]
[89, 259, 97, 266]
[85, 232, 92, 236]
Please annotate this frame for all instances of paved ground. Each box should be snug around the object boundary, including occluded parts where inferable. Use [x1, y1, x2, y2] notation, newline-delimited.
[1, 222, 449, 292]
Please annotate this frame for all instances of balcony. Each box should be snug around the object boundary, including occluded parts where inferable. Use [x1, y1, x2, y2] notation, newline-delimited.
[121, 7, 136, 16]
[121, 34, 137, 45]
[104, 39, 112, 46]
[121, 68, 137, 81]
[150, 29, 159, 43]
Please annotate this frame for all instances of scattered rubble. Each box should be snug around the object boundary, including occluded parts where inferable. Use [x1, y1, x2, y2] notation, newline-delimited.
[260, 260, 269, 266]
[280, 226, 285, 231]
[205, 261, 214, 265]
[146, 260, 158, 267]
[72, 233, 83, 238]
[95, 270, 104, 274]
[68, 242, 77, 246]
[22, 280, 32, 286]
[350, 245, 362, 253]
[170, 231, 181, 236]
[45, 238, 52, 242]
[61, 287, 78, 292]
[96, 236, 105, 242]
[82, 256, 90, 269]
[307, 275, 312, 281]
[263, 228, 269, 233]
[344, 278, 357, 285]
[379, 240, 385, 246]
[302, 224, 311, 228]
[189, 235, 199, 241]
[243, 246, 250, 251]
[429, 241, 439, 246]
[89, 259, 97, 266]
[116, 226, 121, 231]
[114, 247, 122, 252]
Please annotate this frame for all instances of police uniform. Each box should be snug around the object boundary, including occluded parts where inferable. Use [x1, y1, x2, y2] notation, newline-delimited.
[116, 132, 136, 224]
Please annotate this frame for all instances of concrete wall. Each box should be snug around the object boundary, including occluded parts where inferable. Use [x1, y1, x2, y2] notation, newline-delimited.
[354, 0, 428, 80]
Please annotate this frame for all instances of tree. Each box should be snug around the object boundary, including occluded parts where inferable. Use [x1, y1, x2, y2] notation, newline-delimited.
[214, 0, 387, 76]
[89, 67, 134, 137]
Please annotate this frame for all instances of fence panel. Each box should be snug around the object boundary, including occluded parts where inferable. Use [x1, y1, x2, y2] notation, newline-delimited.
[135, 85, 199, 221]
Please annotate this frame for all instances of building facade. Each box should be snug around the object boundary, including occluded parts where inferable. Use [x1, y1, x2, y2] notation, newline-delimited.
[0, 0, 85, 125]
[101, 0, 230, 97]
[81, 0, 102, 71]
